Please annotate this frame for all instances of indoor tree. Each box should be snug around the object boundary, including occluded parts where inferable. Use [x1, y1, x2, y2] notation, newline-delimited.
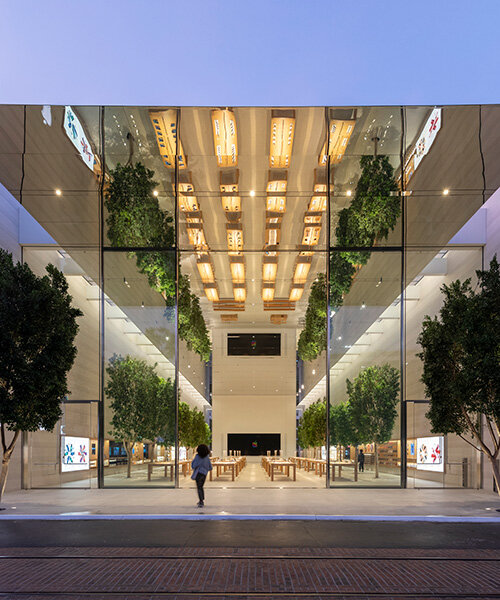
[0, 250, 82, 499]
[178, 401, 211, 455]
[417, 257, 500, 495]
[330, 401, 361, 463]
[105, 355, 174, 477]
[105, 162, 211, 361]
[347, 364, 400, 478]
[297, 398, 326, 456]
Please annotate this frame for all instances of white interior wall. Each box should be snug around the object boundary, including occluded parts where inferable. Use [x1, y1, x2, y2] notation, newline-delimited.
[212, 327, 296, 458]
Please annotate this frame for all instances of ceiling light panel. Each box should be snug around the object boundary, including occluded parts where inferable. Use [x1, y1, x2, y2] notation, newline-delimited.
[203, 283, 219, 302]
[262, 256, 278, 282]
[186, 224, 208, 250]
[319, 119, 356, 166]
[149, 109, 187, 169]
[292, 257, 312, 284]
[262, 284, 275, 302]
[212, 109, 238, 167]
[178, 182, 199, 212]
[196, 255, 215, 284]
[233, 284, 246, 303]
[289, 285, 305, 302]
[229, 256, 245, 283]
[265, 223, 281, 248]
[269, 115, 295, 168]
[301, 225, 322, 246]
[226, 223, 244, 253]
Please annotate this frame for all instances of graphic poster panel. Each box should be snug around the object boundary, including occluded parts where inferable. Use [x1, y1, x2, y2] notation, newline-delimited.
[416, 436, 444, 472]
[62, 436, 90, 472]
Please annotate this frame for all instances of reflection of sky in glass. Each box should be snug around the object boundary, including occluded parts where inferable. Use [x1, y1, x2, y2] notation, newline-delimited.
[2, 1, 500, 105]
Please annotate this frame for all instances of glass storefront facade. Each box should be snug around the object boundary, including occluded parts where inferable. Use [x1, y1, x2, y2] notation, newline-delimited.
[0, 105, 497, 490]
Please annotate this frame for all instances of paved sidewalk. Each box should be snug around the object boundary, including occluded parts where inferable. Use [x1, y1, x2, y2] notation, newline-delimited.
[1, 487, 499, 519]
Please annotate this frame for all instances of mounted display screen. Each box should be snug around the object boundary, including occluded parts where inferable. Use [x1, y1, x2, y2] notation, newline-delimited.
[228, 433, 281, 456]
[227, 333, 281, 356]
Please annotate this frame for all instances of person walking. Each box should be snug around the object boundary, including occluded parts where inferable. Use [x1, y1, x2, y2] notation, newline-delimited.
[357, 449, 365, 473]
[191, 444, 212, 508]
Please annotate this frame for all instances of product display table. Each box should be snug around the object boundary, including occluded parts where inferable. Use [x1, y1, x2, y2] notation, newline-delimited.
[262, 457, 296, 481]
[147, 461, 175, 481]
[209, 457, 246, 481]
[290, 456, 326, 476]
[330, 461, 358, 481]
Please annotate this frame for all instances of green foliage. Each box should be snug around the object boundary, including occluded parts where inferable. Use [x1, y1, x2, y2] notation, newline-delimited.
[335, 155, 399, 266]
[330, 252, 356, 308]
[178, 401, 211, 449]
[0, 250, 82, 433]
[178, 275, 212, 362]
[299, 156, 398, 361]
[106, 355, 174, 446]
[330, 401, 361, 448]
[417, 257, 500, 492]
[0, 250, 82, 497]
[347, 364, 400, 445]
[297, 399, 326, 449]
[105, 162, 211, 361]
[297, 274, 327, 361]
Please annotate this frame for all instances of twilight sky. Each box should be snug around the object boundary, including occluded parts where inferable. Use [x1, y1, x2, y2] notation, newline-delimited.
[1, 0, 500, 106]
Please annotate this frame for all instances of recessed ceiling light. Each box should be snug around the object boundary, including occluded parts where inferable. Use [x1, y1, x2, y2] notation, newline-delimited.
[249, 190, 256, 197]
[361, 303, 366, 309]
[346, 190, 352, 197]
[337, 336, 342, 340]
[153, 190, 159, 197]
[442, 188, 449, 195]
[55, 189, 62, 196]
[312, 369, 316, 375]
[165, 336, 169, 341]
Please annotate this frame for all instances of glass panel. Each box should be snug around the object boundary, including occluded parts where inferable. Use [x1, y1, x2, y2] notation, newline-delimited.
[103, 250, 176, 488]
[179, 107, 328, 251]
[329, 107, 403, 249]
[179, 247, 327, 487]
[29, 402, 97, 488]
[103, 106, 176, 248]
[21, 106, 101, 247]
[405, 246, 482, 489]
[329, 250, 402, 487]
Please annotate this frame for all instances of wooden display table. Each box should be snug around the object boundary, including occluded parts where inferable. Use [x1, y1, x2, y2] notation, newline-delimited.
[209, 457, 246, 481]
[147, 461, 174, 481]
[330, 461, 358, 482]
[262, 457, 296, 481]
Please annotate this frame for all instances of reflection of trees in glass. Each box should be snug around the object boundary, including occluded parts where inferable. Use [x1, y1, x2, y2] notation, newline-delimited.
[105, 355, 175, 478]
[105, 162, 211, 361]
[330, 401, 361, 450]
[297, 274, 327, 361]
[0, 250, 82, 499]
[297, 399, 326, 455]
[347, 364, 400, 478]
[417, 257, 500, 495]
[298, 156, 398, 361]
[178, 401, 211, 453]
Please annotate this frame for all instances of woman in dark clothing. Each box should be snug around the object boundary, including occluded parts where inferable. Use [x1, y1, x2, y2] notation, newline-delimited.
[357, 449, 365, 472]
[191, 444, 213, 508]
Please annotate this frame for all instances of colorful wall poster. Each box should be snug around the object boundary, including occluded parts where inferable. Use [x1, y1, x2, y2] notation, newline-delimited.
[416, 436, 444, 472]
[61, 436, 90, 472]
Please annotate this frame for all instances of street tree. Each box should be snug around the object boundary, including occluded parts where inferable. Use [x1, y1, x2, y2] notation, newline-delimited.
[347, 364, 400, 477]
[417, 257, 500, 495]
[0, 250, 82, 499]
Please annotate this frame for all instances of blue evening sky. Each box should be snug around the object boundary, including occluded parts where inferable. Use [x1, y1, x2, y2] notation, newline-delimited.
[1, 0, 499, 106]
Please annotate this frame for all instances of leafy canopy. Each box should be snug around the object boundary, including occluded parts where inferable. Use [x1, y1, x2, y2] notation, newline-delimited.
[105, 162, 211, 361]
[347, 364, 400, 444]
[417, 257, 500, 439]
[297, 398, 326, 449]
[0, 250, 82, 432]
[105, 355, 174, 445]
[330, 401, 362, 448]
[178, 401, 211, 448]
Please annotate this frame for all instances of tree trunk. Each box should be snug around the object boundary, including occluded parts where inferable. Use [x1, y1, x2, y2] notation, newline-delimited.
[124, 441, 133, 478]
[0, 430, 20, 501]
[486, 453, 500, 497]
[150, 442, 156, 463]
[374, 442, 379, 478]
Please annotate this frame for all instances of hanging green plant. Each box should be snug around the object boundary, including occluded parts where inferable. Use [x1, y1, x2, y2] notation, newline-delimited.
[298, 155, 398, 362]
[105, 162, 211, 361]
[297, 274, 327, 361]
